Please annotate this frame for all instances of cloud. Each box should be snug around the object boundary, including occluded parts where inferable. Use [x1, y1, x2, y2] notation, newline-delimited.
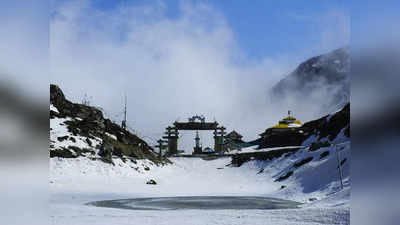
[50, 0, 348, 152]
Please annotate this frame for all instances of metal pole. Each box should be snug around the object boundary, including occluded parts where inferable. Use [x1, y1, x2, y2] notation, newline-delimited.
[124, 94, 127, 124]
[335, 144, 344, 190]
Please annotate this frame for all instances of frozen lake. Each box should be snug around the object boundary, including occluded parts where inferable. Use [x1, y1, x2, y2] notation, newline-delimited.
[86, 196, 302, 210]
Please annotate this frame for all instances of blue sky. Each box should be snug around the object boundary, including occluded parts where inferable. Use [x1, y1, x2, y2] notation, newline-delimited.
[203, 0, 348, 59]
[74, 0, 349, 61]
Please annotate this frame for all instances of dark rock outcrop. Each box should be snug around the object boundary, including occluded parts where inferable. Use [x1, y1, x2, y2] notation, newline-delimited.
[293, 157, 313, 168]
[231, 147, 301, 167]
[275, 171, 294, 182]
[146, 179, 157, 185]
[319, 151, 330, 159]
[309, 141, 331, 152]
[50, 84, 170, 165]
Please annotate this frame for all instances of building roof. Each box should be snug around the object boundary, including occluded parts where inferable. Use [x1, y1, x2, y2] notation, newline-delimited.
[226, 130, 243, 139]
[270, 120, 302, 129]
[261, 111, 303, 133]
[283, 115, 297, 121]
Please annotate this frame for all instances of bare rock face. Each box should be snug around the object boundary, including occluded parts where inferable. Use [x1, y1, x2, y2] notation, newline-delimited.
[50, 84, 104, 124]
[301, 103, 350, 142]
[49, 84, 170, 165]
[50, 84, 66, 106]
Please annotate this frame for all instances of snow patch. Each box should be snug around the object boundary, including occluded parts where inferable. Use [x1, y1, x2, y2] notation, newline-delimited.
[50, 104, 59, 113]
[105, 132, 117, 140]
[50, 117, 102, 154]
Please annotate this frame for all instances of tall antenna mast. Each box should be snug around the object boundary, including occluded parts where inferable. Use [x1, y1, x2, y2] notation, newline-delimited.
[82, 93, 90, 106]
[124, 94, 127, 123]
[122, 94, 127, 130]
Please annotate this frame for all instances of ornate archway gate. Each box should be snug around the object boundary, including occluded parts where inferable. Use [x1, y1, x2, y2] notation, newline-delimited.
[162, 115, 226, 155]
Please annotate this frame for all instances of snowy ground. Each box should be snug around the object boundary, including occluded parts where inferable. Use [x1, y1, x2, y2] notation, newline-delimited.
[50, 143, 350, 225]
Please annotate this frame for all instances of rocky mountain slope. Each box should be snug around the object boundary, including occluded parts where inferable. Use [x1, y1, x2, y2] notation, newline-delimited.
[271, 47, 350, 114]
[50, 84, 169, 165]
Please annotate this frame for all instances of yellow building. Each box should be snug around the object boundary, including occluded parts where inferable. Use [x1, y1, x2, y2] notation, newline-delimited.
[260, 111, 302, 137]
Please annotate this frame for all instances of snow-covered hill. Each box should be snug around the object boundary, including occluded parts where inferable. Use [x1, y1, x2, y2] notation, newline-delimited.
[50, 84, 168, 165]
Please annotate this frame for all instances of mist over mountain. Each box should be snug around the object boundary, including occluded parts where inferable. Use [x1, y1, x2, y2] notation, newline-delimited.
[270, 47, 349, 115]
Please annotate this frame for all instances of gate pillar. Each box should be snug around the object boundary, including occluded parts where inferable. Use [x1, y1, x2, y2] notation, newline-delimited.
[164, 126, 179, 156]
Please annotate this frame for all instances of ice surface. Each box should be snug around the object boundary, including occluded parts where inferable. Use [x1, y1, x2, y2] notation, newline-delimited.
[87, 196, 302, 210]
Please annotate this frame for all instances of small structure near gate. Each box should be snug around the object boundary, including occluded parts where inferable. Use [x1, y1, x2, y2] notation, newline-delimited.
[162, 115, 227, 156]
[224, 130, 245, 152]
[155, 139, 168, 160]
